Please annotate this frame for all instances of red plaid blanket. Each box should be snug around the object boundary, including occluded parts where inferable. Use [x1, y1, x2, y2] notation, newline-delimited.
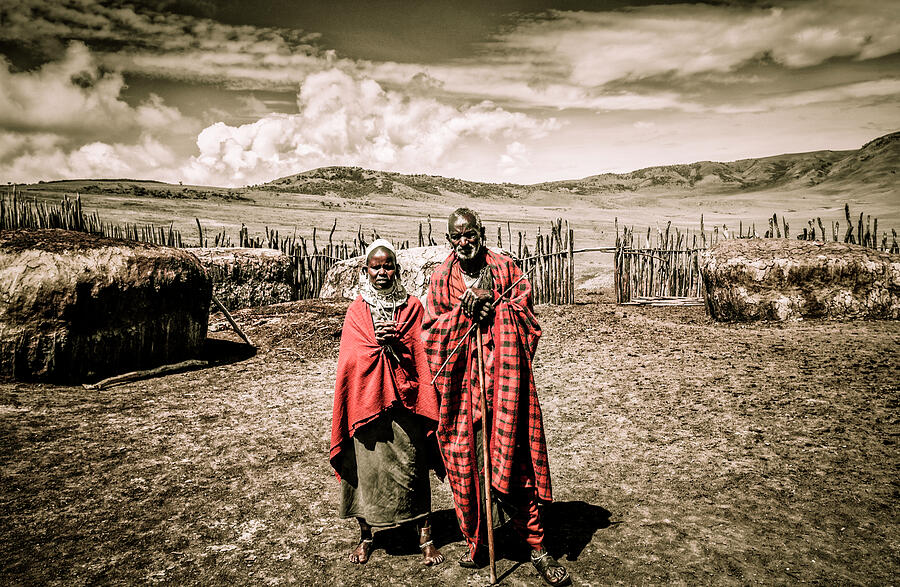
[330, 296, 441, 477]
[423, 249, 551, 548]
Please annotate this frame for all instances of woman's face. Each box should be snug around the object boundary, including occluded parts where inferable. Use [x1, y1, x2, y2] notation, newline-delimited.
[366, 248, 397, 290]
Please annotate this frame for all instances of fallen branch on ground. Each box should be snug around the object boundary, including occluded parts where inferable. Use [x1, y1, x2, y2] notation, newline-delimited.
[82, 359, 208, 390]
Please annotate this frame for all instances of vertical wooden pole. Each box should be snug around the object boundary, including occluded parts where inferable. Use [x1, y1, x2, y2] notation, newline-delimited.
[568, 228, 575, 304]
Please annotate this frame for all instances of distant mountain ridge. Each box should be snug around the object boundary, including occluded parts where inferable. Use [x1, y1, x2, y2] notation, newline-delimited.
[19, 131, 898, 199]
[262, 131, 899, 197]
[259, 166, 529, 199]
[537, 131, 898, 194]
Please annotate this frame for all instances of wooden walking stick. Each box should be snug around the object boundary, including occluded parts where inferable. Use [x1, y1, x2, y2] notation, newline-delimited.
[476, 324, 497, 584]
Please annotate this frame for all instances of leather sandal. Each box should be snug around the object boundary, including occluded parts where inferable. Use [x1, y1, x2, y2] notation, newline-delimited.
[531, 550, 571, 586]
[458, 548, 488, 569]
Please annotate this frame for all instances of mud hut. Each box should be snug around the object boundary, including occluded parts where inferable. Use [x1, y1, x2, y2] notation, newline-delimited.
[701, 239, 900, 321]
[0, 229, 211, 382]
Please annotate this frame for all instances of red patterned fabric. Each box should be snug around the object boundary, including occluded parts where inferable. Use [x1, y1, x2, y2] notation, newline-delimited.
[330, 296, 441, 476]
[510, 489, 545, 549]
[423, 249, 551, 550]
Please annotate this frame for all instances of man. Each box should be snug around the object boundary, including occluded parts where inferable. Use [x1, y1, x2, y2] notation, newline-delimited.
[422, 208, 570, 586]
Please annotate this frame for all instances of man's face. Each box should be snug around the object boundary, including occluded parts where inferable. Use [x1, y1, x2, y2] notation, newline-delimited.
[448, 214, 483, 261]
[366, 248, 397, 290]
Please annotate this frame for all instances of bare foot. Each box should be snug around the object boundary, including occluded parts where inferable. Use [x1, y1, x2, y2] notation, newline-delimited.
[418, 524, 444, 566]
[349, 537, 373, 564]
[420, 541, 444, 566]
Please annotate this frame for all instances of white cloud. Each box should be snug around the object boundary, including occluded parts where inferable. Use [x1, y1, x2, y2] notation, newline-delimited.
[716, 78, 900, 113]
[181, 69, 559, 186]
[0, 42, 191, 139]
[4, 0, 896, 114]
[366, 0, 900, 112]
[0, 43, 130, 136]
[495, 1, 900, 86]
[1, 0, 337, 90]
[499, 142, 529, 177]
[0, 42, 194, 183]
[1, 133, 182, 183]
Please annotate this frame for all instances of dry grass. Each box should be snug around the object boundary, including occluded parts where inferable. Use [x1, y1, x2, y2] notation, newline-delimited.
[18, 181, 900, 267]
[2, 293, 898, 585]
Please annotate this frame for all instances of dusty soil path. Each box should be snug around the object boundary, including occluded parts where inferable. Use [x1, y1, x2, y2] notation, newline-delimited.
[1, 293, 898, 585]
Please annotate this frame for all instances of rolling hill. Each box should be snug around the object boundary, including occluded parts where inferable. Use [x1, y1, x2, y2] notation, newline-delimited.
[535, 131, 898, 195]
[259, 131, 898, 199]
[256, 166, 530, 200]
[15, 131, 897, 203]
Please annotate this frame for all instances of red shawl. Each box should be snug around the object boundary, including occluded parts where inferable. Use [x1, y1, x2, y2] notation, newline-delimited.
[422, 249, 551, 548]
[330, 295, 441, 476]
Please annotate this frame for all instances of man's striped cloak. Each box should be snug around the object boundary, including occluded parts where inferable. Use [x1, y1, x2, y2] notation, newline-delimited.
[422, 249, 552, 549]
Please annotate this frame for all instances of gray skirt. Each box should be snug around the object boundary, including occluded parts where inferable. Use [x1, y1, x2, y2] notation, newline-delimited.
[338, 407, 432, 527]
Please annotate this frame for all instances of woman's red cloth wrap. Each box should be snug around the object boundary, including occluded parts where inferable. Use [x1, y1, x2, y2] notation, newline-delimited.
[330, 296, 441, 477]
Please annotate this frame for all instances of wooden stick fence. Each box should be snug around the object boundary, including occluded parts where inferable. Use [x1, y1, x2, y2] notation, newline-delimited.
[615, 205, 898, 305]
[515, 219, 575, 305]
[2, 192, 577, 304]
[1, 192, 183, 246]
[614, 219, 705, 304]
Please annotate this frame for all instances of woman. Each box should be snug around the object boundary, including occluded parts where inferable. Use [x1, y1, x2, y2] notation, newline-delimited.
[330, 239, 445, 566]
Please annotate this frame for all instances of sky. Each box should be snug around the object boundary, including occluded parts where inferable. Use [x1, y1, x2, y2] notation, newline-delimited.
[1, 0, 898, 187]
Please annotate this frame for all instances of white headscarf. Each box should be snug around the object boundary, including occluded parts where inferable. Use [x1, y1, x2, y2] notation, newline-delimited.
[360, 239, 408, 318]
[364, 238, 395, 262]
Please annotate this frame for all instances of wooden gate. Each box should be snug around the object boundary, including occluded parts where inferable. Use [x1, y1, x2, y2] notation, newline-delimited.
[614, 247, 705, 305]
[614, 223, 705, 306]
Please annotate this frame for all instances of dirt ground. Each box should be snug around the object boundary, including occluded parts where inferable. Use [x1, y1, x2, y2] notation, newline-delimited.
[1, 291, 898, 585]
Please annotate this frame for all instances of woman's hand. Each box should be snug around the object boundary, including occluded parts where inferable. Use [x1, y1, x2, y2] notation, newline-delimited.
[373, 320, 398, 345]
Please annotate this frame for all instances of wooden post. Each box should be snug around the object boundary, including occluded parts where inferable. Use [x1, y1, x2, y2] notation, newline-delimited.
[474, 326, 497, 584]
[844, 205, 853, 243]
[857, 212, 864, 246]
[568, 228, 575, 304]
[211, 295, 253, 347]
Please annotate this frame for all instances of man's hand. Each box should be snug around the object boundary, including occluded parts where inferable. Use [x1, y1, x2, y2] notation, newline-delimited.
[461, 287, 494, 322]
[373, 320, 398, 345]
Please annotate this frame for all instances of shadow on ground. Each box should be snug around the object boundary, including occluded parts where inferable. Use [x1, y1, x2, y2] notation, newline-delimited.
[372, 500, 611, 568]
[544, 501, 612, 561]
[202, 337, 257, 366]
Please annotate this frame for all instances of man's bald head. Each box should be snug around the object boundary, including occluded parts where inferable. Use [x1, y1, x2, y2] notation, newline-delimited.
[448, 208, 482, 231]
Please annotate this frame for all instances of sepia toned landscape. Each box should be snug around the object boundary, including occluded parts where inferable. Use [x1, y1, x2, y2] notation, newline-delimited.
[2, 0, 899, 584]
[2, 132, 899, 584]
[13, 131, 900, 288]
